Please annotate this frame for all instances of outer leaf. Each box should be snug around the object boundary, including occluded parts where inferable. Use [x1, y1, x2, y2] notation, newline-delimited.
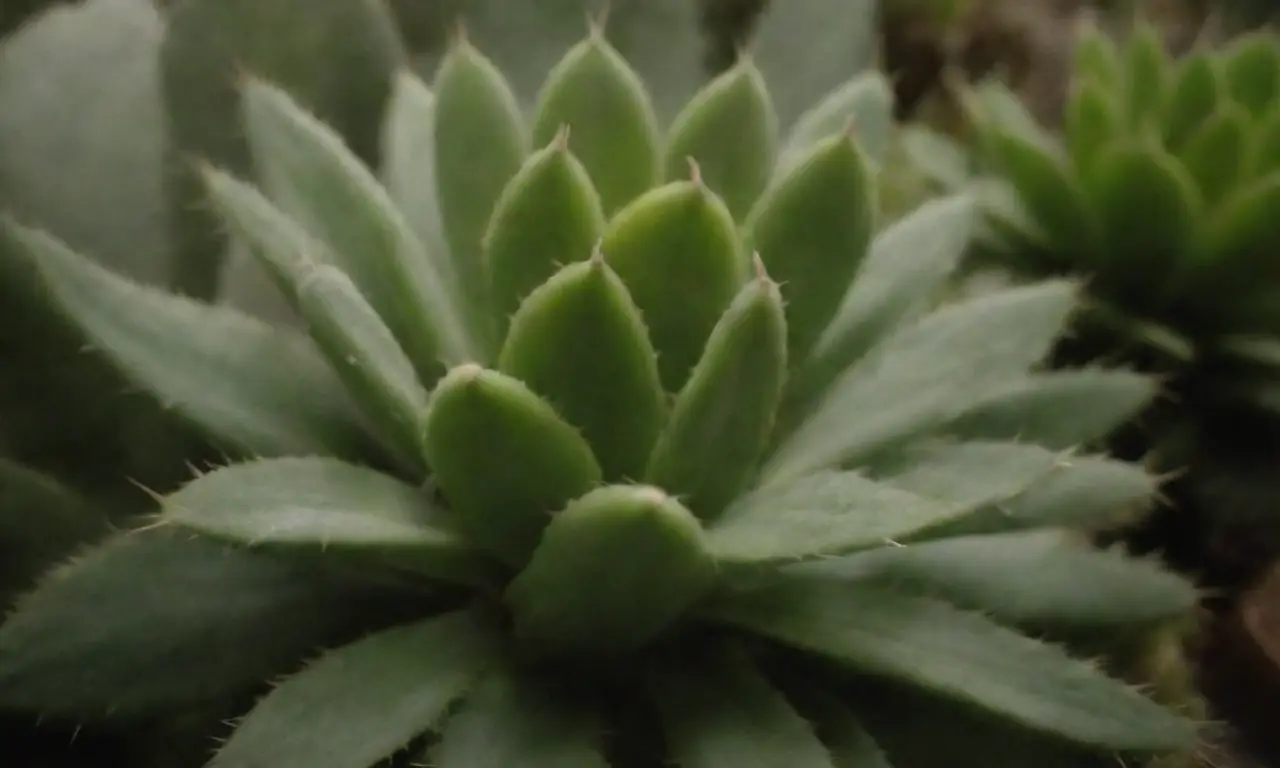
[531, 30, 661, 215]
[505, 485, 717, 655]
[1222, 32, 1280, 116]
[208, 610, 500, 768]
[781, 71, 895, 170]
[745, 132, 875, 366]
[498, 253, 666, 483]
[705, 472, 966, 567]
[240, 79, 475, 381]
[870, 441, 1062, 512]
[710, 577, 1196, 751]
[1173, 105, 1250, 209]
[644, 266, 787, 520]
[986, 128, 1100, 263]
[935, 369, 1156, 449]
[433, 37, 529, 351]
[1065, 79, 1121, 176]
[600, 177, 747, 391]
[1073, 21, 1123, 93]
[663, 58, 778, 220]
[1251, 106, 1280, 176]
[0, 530, 397, 718]
[428, 665, 609, 768]
[749, 0, 879, 132]
[793, 529, 1198, 630]
[648, 644, 836, 768]
[1201, 174, 1280, 286]
[160, 458, 490, 586]
[422, 365, 603, 568]
[786, 193, 975, 420]
[381, 72, 451, 282]
[484, 129, 606, 330]
[765, 281, 1079, 485]
[1162, 53, 1222, 150]
[1, 220, 377, 463]
[1122, 23, 1171, 127]
[1087, 143, 1199, 289]
[783, 687, 892, 768]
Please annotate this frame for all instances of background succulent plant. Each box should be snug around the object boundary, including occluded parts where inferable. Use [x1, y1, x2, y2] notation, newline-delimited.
[0, 24, 1202, 768]
[954, 21, 1280, 589]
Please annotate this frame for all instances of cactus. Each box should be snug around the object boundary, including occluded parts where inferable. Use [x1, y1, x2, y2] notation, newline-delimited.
[0, 22, 1203, 768]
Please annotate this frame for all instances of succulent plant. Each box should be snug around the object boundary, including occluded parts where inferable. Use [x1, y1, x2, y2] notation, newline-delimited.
[0, 25, 1201, 768]
[957, 22, 1280, 584]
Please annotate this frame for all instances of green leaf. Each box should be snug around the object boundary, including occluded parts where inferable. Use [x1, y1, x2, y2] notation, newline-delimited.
[1251, 106, 1280, 177]
[986, 128, 1100, 265]
[160, 458, 490, 586]
[644, 268, 787, 520]
[1122, 23, 1171, 127]
[1, 219, 378, 463]
[786, 193, 976, 421]
[935, 369, 1156, 449]
[648, 644, 837, 768]
[1201, 173, 1280, 286]
[428, 665, 609, 768]
[1175, 104, 1250, 209]
[432, 36, 530, 352]
[745, 132, 876, 366]
[710, 577, 1196, 752]
[505, 485, 717, 655]
[1065, 79, 1121, 176]
[1087, 143, 1200, 290]
[765, 281, 1079, 485]
[965, 80, 1047, 146]
[198, 167, 430, 471]
[792, 529, 1197, 630]
[899, 126, 971, 190]
[498, 254, 665, 483]
[1073, 21, 1123, 94]
[921, 455, 1157, 538]
[871, 441, 1062, 512]
[783, 687, 891, 768]
[381, 73, 451, 284]
[705, 472, 965, 567]
[663, 58, 779, 220]
[749, 0, 879, 133]
[1222, 31, 1280, 117]
[1162, 53, 1222, 151]
[781, 71, 895, 170]
[531, 30, 661, 216]
[239, 78, 475, 382]
[0, 530, 397, 718]
[484, 130, 606, 332]
[422, 365, 603, 568]
[209, 610, 500, 768]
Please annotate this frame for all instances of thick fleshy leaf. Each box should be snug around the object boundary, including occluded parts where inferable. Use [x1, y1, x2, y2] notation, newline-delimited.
[160, 458, 489, 586]
[1221, 31, 1280, 117]
[1087, 143, 1199, 291]
[648, 644, 836, 768]
[1176, 105, 1250, 209]
[1065, 79, 1121, 176]
[709, 577, 1196, 751]
[1162, 53, 1222, 151]
[965, 80, 1047, 146]
[600, 177, 747, 391]
[1073, 21, 1123, 93]
[1, 220, 377, 462]
[786, 193, 976, 420]
[765, 281, 1079, 485]
[1252, 106, 1280, 177]
[208, 610, 500, 768]
[1201, 174, 1280, 286]
[432, 37, 529, 351]
[781, 71, 894, 170]
[428, 665, 609, 768]
[784, 687, 892, 768]
[484, 129, 606, 332]
[899, 126, 971, 190]
[505, 485, 716, 655]
[934, 369, 1155, 449]
[0, 530, 398, 718]
[422, 365, 602, 568]
[749, 0, 878, 133]
[240, 79, 476, 380]
[705, 472, 965, 567]
[870, 441, 1062, 512]
[792, 529, 1197, 629]
[663, 58, 778, 220]
[986, 128, 1100, 264]
[1122, 23, 1171, 127]
[381, 72, 450, 279]
[644, 266, 787, 519]
[531, 30, 661, 215]
[498, 254, 665, 483]
[745, 132, 875, 366]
